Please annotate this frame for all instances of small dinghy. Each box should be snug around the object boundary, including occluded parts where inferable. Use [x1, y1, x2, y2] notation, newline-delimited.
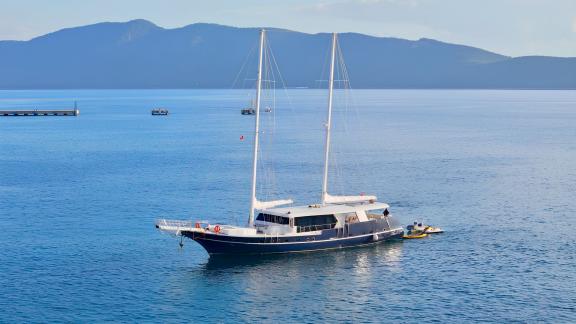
[407, 221, 443, 234]
[403, 222, 427, 239]
[403, 232, 428, 239]
[403, 221, 443, 239]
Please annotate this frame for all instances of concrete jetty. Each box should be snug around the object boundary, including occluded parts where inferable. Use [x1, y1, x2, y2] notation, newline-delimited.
[0, 109, 80, 116]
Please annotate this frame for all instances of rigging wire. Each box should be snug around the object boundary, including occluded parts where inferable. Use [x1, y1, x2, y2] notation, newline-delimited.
[257, 35, 286, 205]
[266, 37, 295, 114]
[329, 35, 370, 198]
[230, 42, 258, 90]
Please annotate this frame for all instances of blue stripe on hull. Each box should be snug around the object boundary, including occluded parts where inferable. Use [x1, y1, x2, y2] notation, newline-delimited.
[187, 230, 403, 255]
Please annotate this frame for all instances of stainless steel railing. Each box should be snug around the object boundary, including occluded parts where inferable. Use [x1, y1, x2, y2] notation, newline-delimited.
[296, 223, 336, 233]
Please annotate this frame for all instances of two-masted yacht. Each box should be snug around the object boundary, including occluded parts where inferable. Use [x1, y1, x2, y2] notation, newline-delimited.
[156, 30, 404, 255]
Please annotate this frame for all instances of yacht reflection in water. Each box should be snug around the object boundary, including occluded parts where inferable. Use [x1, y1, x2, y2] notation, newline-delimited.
[161, 242, 404, 322]
[201, 241, 404, 272]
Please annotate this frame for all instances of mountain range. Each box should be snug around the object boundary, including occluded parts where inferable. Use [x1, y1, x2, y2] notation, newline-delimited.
[0, 19, 574, 89]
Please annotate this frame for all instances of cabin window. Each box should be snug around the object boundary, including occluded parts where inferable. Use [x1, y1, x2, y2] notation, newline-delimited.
[256, 213, 289, 225]
[295, 214, 337, 232]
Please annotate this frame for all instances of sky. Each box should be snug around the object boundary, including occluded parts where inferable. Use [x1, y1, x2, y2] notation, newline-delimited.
[0, 0, 575, 57]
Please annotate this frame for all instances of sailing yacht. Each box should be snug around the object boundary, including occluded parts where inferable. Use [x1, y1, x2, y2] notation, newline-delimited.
[156, 30, 404, 255]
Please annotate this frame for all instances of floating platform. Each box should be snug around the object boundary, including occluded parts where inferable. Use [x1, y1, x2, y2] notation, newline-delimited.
[0, 109, 79, 117]
[241, 108, 255, 115]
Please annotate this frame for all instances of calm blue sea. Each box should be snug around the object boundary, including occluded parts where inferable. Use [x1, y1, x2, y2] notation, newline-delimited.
[1, 89, 575, 322]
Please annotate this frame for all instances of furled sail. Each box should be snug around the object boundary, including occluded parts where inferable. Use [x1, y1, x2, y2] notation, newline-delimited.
[323, 193, 377, 204]
[253, 199, 294, 210]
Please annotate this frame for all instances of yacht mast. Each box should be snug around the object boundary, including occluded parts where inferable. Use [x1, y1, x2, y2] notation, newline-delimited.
[249, 29, 266, 227]
[321, 33, 337, 206]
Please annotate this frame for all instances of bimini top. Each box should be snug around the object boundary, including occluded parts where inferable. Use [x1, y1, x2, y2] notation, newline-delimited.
[264, 201, 389, 218]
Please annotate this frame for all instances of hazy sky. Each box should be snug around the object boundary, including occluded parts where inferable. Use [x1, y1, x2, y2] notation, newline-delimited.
[1, 0, 575, 57]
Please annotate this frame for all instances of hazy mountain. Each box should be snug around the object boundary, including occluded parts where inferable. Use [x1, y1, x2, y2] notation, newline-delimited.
[0, 19, 574, 89]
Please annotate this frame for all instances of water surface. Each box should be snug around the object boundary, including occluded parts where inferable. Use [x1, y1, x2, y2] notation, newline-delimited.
[0, 89, 575, 322]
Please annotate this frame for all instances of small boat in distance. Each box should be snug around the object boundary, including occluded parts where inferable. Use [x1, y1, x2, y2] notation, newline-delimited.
[241, 108, 255, 115]
[151, 108, 169, 115]
[156, 30, 404, 255]
[242, 98, 259, 115]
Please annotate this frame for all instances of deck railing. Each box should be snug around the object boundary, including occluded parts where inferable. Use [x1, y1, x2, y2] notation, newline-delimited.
[296, 223, 336, 233]
[156, 219, 195, 229]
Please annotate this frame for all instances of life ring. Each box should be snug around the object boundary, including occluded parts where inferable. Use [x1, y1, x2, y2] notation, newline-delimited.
[214, 225, 221, 233]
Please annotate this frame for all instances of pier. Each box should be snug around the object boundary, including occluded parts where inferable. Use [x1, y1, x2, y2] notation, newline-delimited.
[0, 109, 80, 117]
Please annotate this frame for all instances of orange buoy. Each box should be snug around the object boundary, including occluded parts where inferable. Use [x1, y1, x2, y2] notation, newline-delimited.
[195, 222, 201, 229]
[214, 225, 221, 233]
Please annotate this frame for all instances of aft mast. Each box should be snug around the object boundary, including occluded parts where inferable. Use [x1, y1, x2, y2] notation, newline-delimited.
[248, 29, 266, 227]
[321, 33, 377, 205]
[321, 33, 337, 206]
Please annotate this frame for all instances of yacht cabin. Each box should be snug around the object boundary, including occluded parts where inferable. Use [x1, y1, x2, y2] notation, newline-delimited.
[254, 202, 392, 236]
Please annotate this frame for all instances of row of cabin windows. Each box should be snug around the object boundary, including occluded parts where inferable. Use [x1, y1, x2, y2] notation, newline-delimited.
[256, 213, 290, 225]
[294, 214, 337, 228]
[256, 213, 338, 231]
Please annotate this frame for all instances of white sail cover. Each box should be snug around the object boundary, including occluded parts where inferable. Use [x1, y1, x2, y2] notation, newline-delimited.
[323, 193, 377, 204]
[253, 199, 294, 210]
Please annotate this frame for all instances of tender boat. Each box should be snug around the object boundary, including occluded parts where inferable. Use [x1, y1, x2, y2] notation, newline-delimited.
[156, 30, 404, 255]
[402, 232, 428, 239]
[407, 222, 444, 234]
[403, 221, 443, 239]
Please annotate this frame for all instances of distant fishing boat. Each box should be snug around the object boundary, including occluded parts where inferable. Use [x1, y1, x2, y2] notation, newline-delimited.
[151, 108, 169, 116]
[156, 30, 403, 255]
